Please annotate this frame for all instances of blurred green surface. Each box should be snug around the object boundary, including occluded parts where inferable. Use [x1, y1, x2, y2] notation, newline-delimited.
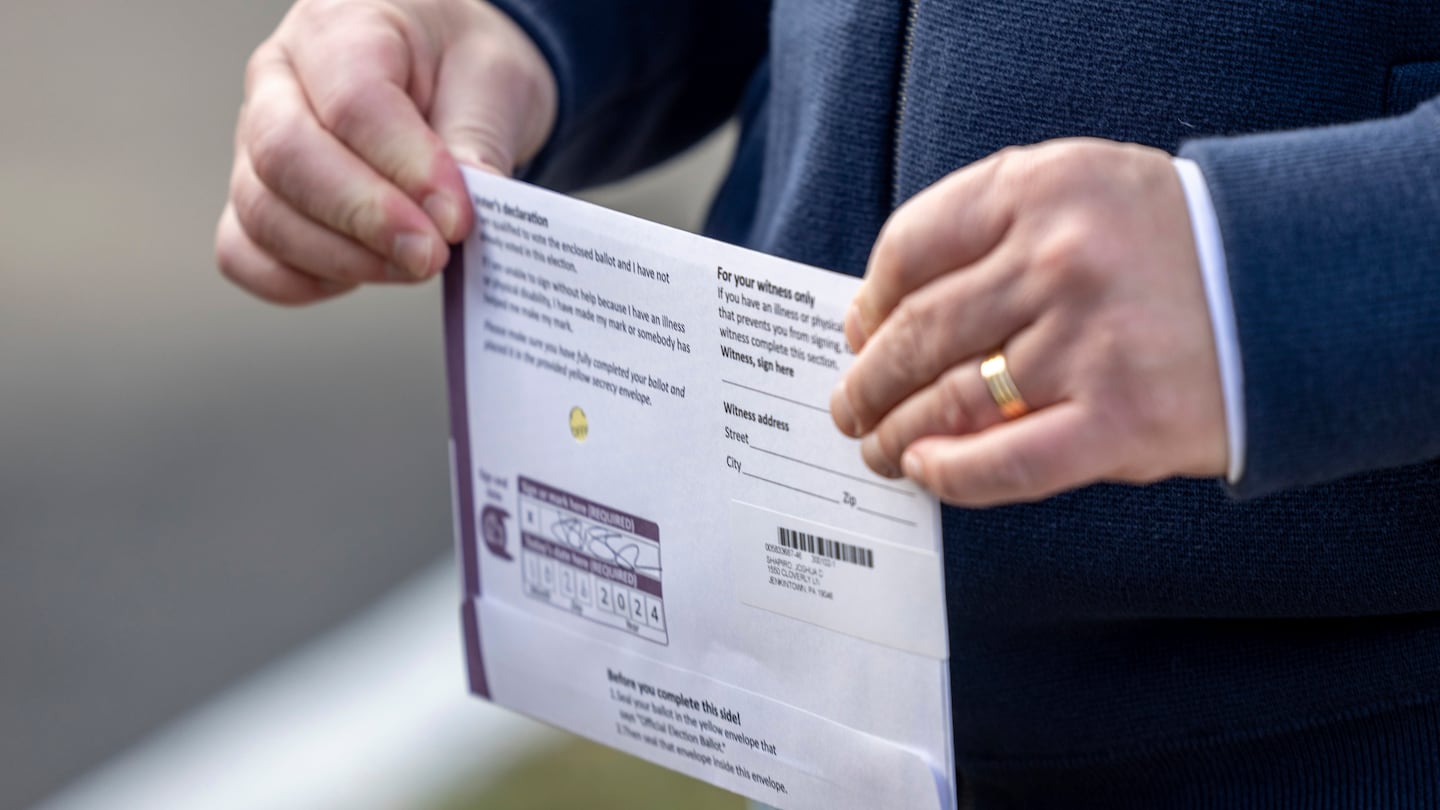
[429, 738, 745, 810]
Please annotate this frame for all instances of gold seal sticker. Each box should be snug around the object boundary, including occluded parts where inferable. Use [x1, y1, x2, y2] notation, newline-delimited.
[569, 406, 589, 442]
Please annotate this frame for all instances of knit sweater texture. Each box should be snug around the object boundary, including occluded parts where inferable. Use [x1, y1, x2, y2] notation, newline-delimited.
[490, 0, 1440, 805]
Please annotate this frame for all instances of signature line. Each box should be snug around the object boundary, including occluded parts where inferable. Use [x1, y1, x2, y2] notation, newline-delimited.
[721, 379, 828, 414]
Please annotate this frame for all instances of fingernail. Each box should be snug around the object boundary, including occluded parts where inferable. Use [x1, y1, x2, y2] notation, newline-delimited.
[384, 262, 409, 282]
[830, 379, 859, 437]
[902, 451, 923, 481]
[844, 303, 868, 352]
[861, 434, 899, 478]
[423, 193, 462, 242]
[450, 149, 478, 169]
[394, 233, 437, 279]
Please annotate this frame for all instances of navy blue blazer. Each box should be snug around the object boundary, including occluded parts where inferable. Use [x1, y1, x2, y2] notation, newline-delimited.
[492, 0, 1440, 805]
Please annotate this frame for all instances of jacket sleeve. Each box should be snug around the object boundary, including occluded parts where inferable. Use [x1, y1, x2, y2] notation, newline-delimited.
[487, 0, 770, 190]
[1179, 93, 1440, 499]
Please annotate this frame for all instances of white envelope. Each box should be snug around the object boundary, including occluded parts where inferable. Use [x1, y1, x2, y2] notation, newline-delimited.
[445, 169, 956, 810]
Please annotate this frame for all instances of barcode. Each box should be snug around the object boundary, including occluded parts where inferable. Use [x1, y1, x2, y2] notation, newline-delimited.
[777, 527, 874, 568]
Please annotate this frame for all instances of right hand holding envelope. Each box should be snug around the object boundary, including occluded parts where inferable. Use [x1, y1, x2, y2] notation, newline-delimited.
[215, 0, 556, 304]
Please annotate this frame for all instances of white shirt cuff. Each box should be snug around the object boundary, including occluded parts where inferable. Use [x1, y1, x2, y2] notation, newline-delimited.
[1173, 158, 1246, 485]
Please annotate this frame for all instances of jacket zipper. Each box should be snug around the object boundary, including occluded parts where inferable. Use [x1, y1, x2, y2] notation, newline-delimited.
[891, 0, 920, 209]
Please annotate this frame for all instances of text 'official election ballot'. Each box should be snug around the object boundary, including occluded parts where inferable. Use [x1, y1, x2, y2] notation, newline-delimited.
[445, 169, 955, 810]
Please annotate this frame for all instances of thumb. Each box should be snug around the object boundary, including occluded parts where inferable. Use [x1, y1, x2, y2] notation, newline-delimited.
[429, 21, 557, 177]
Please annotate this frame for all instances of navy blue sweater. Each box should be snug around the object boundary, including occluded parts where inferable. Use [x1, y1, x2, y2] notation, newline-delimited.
[490, 1, 1440, 805]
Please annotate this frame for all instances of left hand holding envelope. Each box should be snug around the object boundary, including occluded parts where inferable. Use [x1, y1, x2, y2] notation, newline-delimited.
[830, 139, 1228, 505]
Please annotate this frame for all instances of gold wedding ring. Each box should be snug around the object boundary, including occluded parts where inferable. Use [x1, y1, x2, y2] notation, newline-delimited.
[981, 352, 1030, 420]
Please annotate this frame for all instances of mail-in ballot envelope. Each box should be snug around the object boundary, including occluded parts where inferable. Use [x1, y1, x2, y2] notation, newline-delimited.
[445, 169, 956, 809]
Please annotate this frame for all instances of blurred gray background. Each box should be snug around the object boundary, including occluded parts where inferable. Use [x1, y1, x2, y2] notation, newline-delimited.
[0, 3, 731, 807]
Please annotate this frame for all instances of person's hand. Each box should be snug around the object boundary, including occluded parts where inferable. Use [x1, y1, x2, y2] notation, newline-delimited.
[216, 0, 557, 305]
[830, 139, 1227, 506]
